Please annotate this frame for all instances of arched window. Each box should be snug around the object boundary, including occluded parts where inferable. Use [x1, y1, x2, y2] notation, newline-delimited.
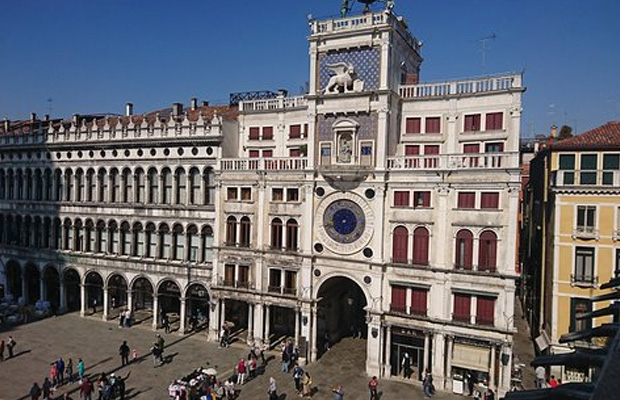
[162, 168, 172, 204]
[86, 169, 96, 202]
[75, 169, 84, 202]
[240, 217, 251, 247]
[478, 230, 498, 272]
[0, 170, 5, 199]
[98, 169, 107, 202]
[23, 217, 32, 247]
[65, 169, 73, 201]
[412, 227, 430, 266]
[176, 168, 186, 205]
[96, 220, 107, 253]
[189, 168, 200, 205]
[16, 170, 23, 200]
[14, 216, 23, 246]
[187, 225, 199, 262]
[85, 220, 94, 252]
[63, 218, 73, 250]
[122, 168, 132, 203]
[120, 222, 131, 256]
[203, 168, 215, 205]
[271, 218, 283, 249]
[392, 226, 409, 264]
[110, 168, 120, 203]
[35, 170, 43, 201]
[42, 217, 51, 248]
[159, 223, 171, 259]
[145, 223, 156, 258]
[33, 216, 41, 248]
[225, 216, 237, 246]
[108, 220, 119, 254]
[7, 170, 14, 199]
[25, 169, 33, 200]
[172, 224, 184, 261]
[54, 169, 63, 201]
[455, 229, 474, 270]
[285, 219, 299, 251]
[74, 219, 83, 251]
[132, 222, 144, 256]
[201, 225, 214, 262]
[54, 218, 62, 249]
[148, 168, 158, 204]
[135, 168, 145, 204]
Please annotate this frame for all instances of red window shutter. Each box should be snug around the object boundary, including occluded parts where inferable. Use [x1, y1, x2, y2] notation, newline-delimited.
[391, 286, 407, 313]
[480, 192, 499, 209]
[406, 118, 421, 134]
[249, 150, 259, 158]
[463, 144, 480, 154]
[424, 145, 439, 155]
[478, 231, 497, 272]
[289, 148, 301, 157]
[476, 296, 495, 325]
[464, 114, 481, 131]
[412, 227, 429, 265]
[405, 145, 420, 155]
[485, 112, 503, 131]
[411, 288, 427, 315]
[392, 226, 409, 263]
[290, 125, 301, 138]
[262, 150, 273, 158]
[249, 127, 260, 140]
[458, 192, 475, 209]
[425, 117, 441, 134]
[394, 191, 410, 207]
[262, 126, 273, 140]
[454, 293, 471, 320]
[455, 230, 473, 269]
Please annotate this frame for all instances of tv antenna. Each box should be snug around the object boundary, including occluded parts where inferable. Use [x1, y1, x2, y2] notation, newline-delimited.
[477, 33, 496, 69]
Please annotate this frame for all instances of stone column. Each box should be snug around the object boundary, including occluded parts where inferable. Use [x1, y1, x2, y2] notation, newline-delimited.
[127, 290, 134, 312]
[172, 174, 178, 205]
[179, 297, 187, 334]
[21, 269, 27, 304]
[310, 304, 318, 362]
[264, 304, 271, 347]
[39, 276, 45, 302]
[254, 303, 264, 347]
[247, 303, 254, 341]
[383, 325, 392, 377]
[80, 284, 86, 317]
[424, 331, 431, 373]
[294, 307, 300, 347]
[446, 336, 454, 391]
[103, 286, 109, 320]
[221, 299, 227, 328]
[365, 313, 382, 377]
[432, 332, 446, 390]
[500, 344, 512, 396]
[489, 344, 497, 390]
[152, 295, 159, 330]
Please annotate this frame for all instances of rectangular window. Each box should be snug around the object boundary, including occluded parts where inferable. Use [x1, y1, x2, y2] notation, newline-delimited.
[249, 150, 259, 158]
[464, 114, 481, 132]
[580, 154, 598, 185]
[284, 270, 297, 295]
[405, 145, 420, 155]
[485, 112, 503, 130]
[249, 127, 260, 140]
[391, 285, 407, 313]
[289, 124, 302, 139]
[269, 269, 281, 293]
[394, 191, 410, 207]
[287, 188, 299, 202]
[263, 149, 273, 158]
[570, 298, 592, 333]
[405, 117, 421, 134]
[238, 265, 250, 288]
[480, 192, 499, 209]
[262, 126, 273, 140]
[227, 187, 238, 201]
[424, 145, 439, 168]
[360, 142, 374, 166]
[241, 187, 252, 201]
[321, 143, 332, 166]
[453, 293, 471, 322]
[457, 192, 476, 209]
[559, 154, 576, 185]
[289, 148, 301, 157]
[410, 288, 428, 316]
[425, 117, 441, 134]
[574, 247, 595, 284]
[272, 188, 284, 201]
[224, 264, 235, 286]
[602, 154, 619, 185]
[576, 205, 596, 232]
[413, 191, 431, 208]
[476, 296, 495, 326]
[485, 142, 504, 153]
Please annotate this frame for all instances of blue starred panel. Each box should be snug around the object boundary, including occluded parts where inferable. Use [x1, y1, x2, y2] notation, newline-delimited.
[318, 114, 378, 141]
[318, 47, 381, 92]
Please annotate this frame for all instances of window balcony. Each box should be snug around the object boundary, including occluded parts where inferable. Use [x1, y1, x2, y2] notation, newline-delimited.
[390, 304, 407, 314]
[475, 316, 495, 326]
[571, 274, 598, 287]
[453, 263, 497, 273]
[220, 279, 253, 290]
[572, 227, 599, 240]
[389, 304, 428, 318]
[554, 170, 620, 187]
[452, 313, 471, 324]
[267, 285, 297, 296]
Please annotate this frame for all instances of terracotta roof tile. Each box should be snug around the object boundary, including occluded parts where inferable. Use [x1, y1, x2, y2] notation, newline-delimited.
[552, 121, 620, 150]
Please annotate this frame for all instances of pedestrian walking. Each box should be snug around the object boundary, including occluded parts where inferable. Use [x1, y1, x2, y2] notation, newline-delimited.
[91, 298, 97, 314]
[7, 335, 16, 358]
[236, 358, 247, 385]
[162, 313, 171, 334]
[484, 388, 495, 400]
[268, 377, 278, 400]
[0, 339, 4, 361]
[301, 372, 312, 398]
[131, 348, 138, 363]
[151, 343, 162, 367]
[57, 357, 66, 385]
[332, 385, 344, 400]
[49, 362, 59, 387]
[67, 358, 74, 384]
[293, 365, 304, 393]
[401, 353, 412, 379]
[422, 369, 434, 398]
[30, 382, 42, 400]
[77, 358, 86, 382]
[368, 376, 378, 400]
[224, 378, 235, 399]
[466, 370, 477, 396]
[119, 341, 130, 366]
[535, 365, 546, 389]
[119, 312, 125, 328]
[220, 324, 228, 348]
[79, 377, 94, 400]
[42, 377, 53, 399]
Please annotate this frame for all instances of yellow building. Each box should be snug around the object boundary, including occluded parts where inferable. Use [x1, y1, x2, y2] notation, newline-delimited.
[524, 121, 620, 382]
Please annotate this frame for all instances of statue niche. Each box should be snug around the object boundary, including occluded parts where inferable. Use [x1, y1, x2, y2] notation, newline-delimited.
[324, 62, 365, 94]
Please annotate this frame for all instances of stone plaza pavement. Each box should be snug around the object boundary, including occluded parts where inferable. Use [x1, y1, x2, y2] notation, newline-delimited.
[0, 314, 462, 400]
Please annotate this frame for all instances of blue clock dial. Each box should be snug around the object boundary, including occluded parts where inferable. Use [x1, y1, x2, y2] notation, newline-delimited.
[323, 199, 366, 244]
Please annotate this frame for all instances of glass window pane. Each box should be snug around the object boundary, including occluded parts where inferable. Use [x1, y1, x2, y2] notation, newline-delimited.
[559, 154, 575, 170]
[603, 154, 620, 170]
[580, 154, 597, 170]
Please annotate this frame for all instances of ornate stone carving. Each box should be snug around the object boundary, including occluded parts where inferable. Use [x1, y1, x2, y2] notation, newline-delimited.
[324, 62, 365, 94]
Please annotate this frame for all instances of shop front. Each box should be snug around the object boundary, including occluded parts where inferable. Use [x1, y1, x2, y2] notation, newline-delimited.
[389, 327, 430, 381]
[450, 341, 491, 395]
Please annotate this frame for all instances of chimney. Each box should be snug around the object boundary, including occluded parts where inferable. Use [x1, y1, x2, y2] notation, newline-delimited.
[550, 124, 557, 139]
[202, 101, 209, 107]
[73, 114, 79, 125]
[31, 113, 37, 121]
[190, 98, 198, 111]
[125, 102, 133, 116]
[3, 118, 9, 132]
[44, 114, 50, 122]
[173, 102, 183, 117]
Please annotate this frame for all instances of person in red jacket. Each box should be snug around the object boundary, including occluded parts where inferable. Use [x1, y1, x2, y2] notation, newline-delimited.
[79, 377, 94, 400]
[368, 376, 378, 400]
[236, 358, 247, 385]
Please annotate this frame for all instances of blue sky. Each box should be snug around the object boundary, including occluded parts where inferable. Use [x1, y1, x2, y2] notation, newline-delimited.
[1, 0, 618, 137]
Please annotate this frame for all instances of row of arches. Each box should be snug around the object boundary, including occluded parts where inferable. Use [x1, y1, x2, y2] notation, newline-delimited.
[0, 166, 215, 206]
[224, 216, 302, 251]
[0, 214, 214, 263]
[392, 226, 498, 272]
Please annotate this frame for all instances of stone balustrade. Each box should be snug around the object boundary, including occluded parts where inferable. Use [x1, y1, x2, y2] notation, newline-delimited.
[239, 95, 308, 113]
[399, 73, 523, 99]
[219, 157, 309, 172]
[387, 152, 519, 171]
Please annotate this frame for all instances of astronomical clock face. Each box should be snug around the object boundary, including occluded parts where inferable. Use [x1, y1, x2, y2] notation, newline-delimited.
[317, 192, 374, 255]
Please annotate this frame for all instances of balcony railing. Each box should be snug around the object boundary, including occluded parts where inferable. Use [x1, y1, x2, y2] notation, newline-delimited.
[389, 304, 428, 317]
[267, 285, 297, 296]
[387, 152, 519, 171]
[452, 313, 471, 323]
[390, 258, 430, 268]
[453, 263, 497, 274]
[554, 170, 620, 187]
[571, 274, 598, 287]
[220, 278, 253, 290]
[220, 157, 308, 172]
[475, 316, 495, 326]
[572, 226, 600, 240]
[239, 95, 308, 112]
[399, 73, 522, 99]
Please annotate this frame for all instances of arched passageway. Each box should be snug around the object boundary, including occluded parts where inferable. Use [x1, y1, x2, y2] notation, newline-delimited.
[43, 266, 60, 312]
[5, 260, 22, 302]
[316, 276, 367, 357]
[63, 269, 81, 312]
[185, 283, 210, 332]
[24, 263, 40, 305]
[157, 280, 181, 332]
[84, 271, 103, 315]
[131, 277, 154, 326]
[108, 274, 127, 318]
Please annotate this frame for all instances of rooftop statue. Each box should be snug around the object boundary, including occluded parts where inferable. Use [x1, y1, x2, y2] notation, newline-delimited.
[340, 0, 395, 18]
